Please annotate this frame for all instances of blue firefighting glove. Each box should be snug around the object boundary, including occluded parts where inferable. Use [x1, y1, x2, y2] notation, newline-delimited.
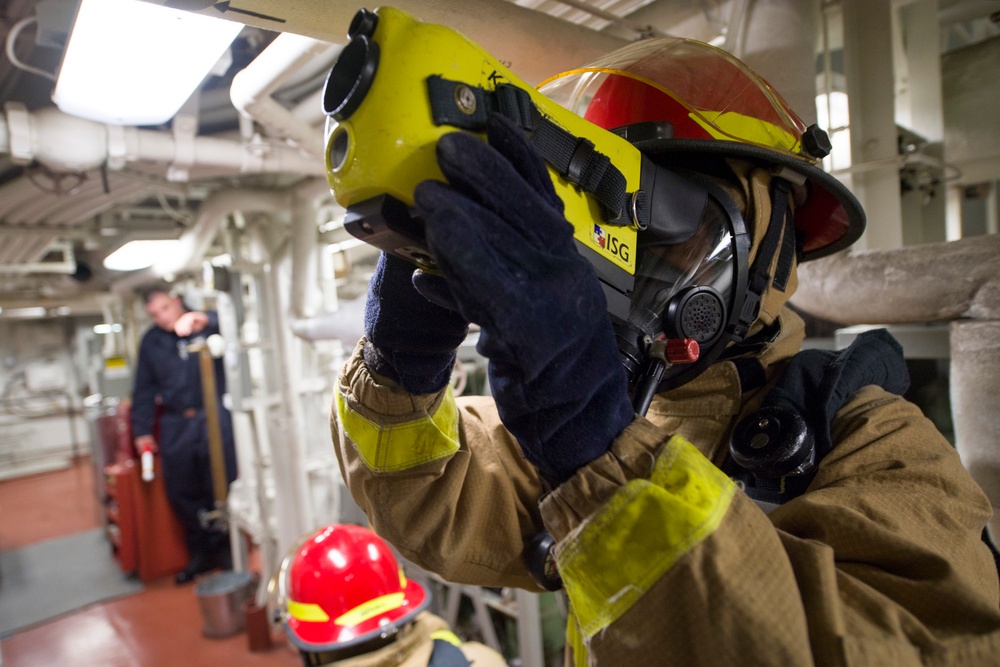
[413, 113, 635, 486]
[363, 252, 469, 394]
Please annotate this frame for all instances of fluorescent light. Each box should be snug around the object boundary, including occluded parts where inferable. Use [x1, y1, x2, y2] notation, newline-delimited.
[53, 0, 243, 125]
[94, 323, 124, 334]
[1, 307, 48, 318]
[104, 239, 183, 271]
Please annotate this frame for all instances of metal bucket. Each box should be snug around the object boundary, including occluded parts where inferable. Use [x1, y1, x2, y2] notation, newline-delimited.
[194, 570, 255, 638]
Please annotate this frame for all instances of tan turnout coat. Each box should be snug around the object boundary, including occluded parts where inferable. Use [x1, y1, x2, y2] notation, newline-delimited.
[333, 306, 1000, 666]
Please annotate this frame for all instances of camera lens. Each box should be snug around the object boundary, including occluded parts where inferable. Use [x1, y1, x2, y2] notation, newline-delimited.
[328, 126, 350, 172]
[322, 35, 379, 121]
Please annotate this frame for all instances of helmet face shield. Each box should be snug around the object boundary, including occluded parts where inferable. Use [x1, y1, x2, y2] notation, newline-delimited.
[538, 37, 807, 159]
[539, 36, 865, 264]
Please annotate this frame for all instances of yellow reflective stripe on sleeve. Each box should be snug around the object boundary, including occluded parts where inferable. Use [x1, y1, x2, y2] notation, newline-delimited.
[429, 630, 463, 647]
[335, 385, 460, 472]
[287, 600, 330, 622]
[566, 611, 588, 667]
[558, 434, 736, 641]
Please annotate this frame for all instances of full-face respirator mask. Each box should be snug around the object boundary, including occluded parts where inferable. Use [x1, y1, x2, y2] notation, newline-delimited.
[321, 7, 864, 406]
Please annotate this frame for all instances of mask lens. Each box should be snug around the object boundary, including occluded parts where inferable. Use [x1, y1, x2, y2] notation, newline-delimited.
[629, 199, 737, 343]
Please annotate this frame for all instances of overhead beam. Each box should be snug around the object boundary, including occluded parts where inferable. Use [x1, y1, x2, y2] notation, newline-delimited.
[143, 0, 629, 84]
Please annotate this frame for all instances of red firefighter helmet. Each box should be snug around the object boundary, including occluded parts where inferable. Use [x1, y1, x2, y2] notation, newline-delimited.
[538, 37, 865, 261]
[275, 524, 429, 654]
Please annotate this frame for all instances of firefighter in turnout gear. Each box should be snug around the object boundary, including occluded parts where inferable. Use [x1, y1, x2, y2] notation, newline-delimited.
[331, 35, 1000, 665]
[273, 524, 506, 667]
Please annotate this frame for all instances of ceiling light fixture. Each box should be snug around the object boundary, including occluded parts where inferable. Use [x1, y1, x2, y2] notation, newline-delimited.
[0, 307, 48, 319]
[104, 239, 183, 271]
[52, 0, 243, 126]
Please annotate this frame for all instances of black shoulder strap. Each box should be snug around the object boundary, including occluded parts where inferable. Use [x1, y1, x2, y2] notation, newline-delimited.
[426, 76, 629, 223]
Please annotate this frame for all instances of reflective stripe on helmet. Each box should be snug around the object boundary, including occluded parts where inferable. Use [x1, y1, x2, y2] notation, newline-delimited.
[281, 524, 430, 651]
[333, 592, 406, 627]
[288, 600, 330, 623]
[694, 110, 801, 156]
[556, 434, 736, 643]
[335, 385, 460, 472]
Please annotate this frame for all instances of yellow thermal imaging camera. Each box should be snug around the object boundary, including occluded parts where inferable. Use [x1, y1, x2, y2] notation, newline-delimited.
[320, 6, 660, 317]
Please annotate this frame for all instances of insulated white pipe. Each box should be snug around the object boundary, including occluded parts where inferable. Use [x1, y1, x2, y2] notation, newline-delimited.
[12, 178, 151, 227]
[288, 179, 329, 321]
[950, 320, 1000, 542]
[111, 188, 292, 295]
[230, 32, 339, 158]
[261, 245, 314, 556]
[289, 297, 366, 345]
[0, 106, 324, 176]
[739, 0, 821, 126]
[285, 177, 378, 343]
[156, 189, 290, 277]
[791, 235, 1000, 324]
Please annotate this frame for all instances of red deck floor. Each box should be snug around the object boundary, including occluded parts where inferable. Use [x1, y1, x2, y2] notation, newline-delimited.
[0, 457, 301, 666]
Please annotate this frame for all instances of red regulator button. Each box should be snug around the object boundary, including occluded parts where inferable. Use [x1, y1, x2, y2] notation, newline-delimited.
[666, 338, 700, 364]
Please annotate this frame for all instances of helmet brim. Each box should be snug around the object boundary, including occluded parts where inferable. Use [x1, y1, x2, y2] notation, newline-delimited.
[631, 137, 866, 262]
[284, 577, 429, 652]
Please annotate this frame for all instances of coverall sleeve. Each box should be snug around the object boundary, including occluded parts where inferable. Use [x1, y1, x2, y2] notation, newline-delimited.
[130, 333, 159, 438]
[332, 339, 546, 590]
[205, 310, 220, 334]
[540, 385, 1000, 666]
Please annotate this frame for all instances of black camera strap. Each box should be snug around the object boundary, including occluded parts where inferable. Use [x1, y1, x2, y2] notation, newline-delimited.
[426, 76, 629, 223]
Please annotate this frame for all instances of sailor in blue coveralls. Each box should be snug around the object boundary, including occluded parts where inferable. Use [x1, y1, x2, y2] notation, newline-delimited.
[131, 287, 237, 585]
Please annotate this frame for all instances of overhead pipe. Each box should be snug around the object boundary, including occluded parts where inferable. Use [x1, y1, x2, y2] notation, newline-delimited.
[288, 178, 330, 321]
[111, 187, 292, 295]
[230, 32, 340, 158]
[790, 235, 1000, 324]
[1, 175, 154, 227]
[289, 297, 367, 344]
[285, 177, 371, 343]
[0, 104, 324, 176]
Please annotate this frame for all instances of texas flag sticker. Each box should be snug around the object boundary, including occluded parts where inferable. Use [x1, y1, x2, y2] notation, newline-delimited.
[593, 224, 607, 249]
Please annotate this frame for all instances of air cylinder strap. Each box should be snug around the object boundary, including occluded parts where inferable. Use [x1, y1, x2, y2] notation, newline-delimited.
[426, 76, 628, 222]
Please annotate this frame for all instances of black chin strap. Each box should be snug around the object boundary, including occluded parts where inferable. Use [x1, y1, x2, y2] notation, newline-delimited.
[732, 177, 795, 344]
